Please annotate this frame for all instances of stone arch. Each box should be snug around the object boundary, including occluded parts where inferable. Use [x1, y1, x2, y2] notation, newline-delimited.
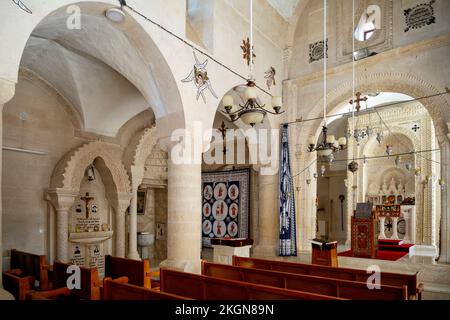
[303, 72, 448, 144]
[2, 0, 186, 135]
[50, 141, 131, 197]
[133, 127, 160, 170]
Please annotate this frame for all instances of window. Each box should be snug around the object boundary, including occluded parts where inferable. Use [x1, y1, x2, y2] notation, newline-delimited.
[354, 5, 381, 42]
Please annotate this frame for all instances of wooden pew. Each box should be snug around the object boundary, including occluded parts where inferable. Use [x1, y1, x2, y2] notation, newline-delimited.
[233, 256, 422, 300]
[160, 268, 345, 300]
[49, 261, 101, 300]
[105, 255, 153, 289]
[202, 261, 407, 300]
[2, 249, 50, 300]
[103, 277, 190, 300]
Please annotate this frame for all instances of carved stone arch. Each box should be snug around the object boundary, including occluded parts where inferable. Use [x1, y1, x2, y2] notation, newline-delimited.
[50, 141, 131, 196]
[360, 125, 421, 156]
[133, 126, 159, 169]
[304, 72, 449, 144]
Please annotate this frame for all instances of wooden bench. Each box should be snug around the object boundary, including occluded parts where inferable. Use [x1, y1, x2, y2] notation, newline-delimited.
[2, 249, 50, 300]
[105, 255, 155, 289]
[202, 261, 408, 300]
[160, 268, 345, 300]
[42, 261, 101, 300]
[233, 255, 423, 300]
[103, 277, 190, 300]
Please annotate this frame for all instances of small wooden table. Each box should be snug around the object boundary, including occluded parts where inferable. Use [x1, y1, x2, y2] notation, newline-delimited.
[311, 239, 338, 267]
[210, 238, 254, 265]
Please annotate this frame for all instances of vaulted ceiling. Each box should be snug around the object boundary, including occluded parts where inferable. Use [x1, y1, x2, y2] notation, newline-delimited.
[266, 0, 300, 21]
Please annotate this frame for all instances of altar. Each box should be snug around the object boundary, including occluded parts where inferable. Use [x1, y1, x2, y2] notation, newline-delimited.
[210, 238, 253, 265]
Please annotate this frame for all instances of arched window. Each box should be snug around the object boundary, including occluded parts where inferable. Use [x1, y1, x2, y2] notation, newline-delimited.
[354, 5, 381, 42]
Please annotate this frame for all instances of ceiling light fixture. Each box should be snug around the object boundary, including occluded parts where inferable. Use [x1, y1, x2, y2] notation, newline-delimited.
[307, 0, 347, 162]
[221, 0, 283, 127]
[105, 7, 125, 23]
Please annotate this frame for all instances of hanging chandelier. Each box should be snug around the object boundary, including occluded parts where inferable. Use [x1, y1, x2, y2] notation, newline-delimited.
[307, 0, 347, 161]
[221, 0, 283, 127]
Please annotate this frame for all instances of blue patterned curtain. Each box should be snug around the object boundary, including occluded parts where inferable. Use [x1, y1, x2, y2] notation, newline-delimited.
[279, 124, 297, 256]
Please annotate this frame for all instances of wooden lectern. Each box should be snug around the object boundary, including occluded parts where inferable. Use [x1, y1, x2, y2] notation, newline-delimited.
[311, 239, 338, 267]
[351, 203, 378, 258]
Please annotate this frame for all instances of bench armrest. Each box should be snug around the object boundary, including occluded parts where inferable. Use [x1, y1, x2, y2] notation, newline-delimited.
[27, 287, 71, 300]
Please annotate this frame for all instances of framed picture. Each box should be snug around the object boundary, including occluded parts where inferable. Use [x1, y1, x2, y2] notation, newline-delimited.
[201, 169, 250, 248]
[137, 190, 146, 214]
[156, 223, 165, 240]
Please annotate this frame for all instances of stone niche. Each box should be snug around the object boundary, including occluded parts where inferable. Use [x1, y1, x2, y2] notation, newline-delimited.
[68, 166, 113, 278]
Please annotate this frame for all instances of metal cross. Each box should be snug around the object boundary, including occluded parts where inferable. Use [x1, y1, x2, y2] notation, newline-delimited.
[217, 121, 228, 154]
[412, 124, 420, 132]
[349, 92, 368, 112]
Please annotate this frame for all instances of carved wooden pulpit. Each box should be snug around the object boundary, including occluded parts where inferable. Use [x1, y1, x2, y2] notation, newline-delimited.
[351, 203, 378, 258]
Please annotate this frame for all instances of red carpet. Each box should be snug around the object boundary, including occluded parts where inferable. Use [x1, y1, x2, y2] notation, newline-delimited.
[338, 240, 414, 261]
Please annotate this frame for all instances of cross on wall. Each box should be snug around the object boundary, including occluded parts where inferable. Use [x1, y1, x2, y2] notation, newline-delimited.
[412, 124, 420, 132]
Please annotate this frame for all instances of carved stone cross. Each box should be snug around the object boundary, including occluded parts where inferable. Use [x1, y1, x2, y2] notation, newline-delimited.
[412, 124, 420, 132]
[80, 192, 94, 219]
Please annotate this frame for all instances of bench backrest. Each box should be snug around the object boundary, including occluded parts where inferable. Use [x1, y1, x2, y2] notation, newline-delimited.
[53, 261, 101, 300]
[10, 249, 48, 285]
[233, 256, 418, 298]
[202, 261, 407, 300]
[160, 268, 345, 300]
[103, 278, 189, 300]
[105, 255, 151, 288]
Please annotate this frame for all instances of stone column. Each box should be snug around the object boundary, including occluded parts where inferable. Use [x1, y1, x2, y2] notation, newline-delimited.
[127, 166, 144, 260]
[160, 155, 202, 274]
[391, 217, 399, 240]
[47, 189, 77, 262]
[378, 217, 386, 239]
[252, 169, 279, 257]
[0, 78, 16, 287]
[438, 139, 450, 263]
[113, 195, 131, 258]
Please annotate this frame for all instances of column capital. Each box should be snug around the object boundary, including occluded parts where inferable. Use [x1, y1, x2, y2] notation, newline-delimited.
[46, 188, 78, 212]
[0, 78, 16, 106]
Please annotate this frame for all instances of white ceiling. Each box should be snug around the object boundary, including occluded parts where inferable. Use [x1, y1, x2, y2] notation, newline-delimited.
[266, 0, 300, 21]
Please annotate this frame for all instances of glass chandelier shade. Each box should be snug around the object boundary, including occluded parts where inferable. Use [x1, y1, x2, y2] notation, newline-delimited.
[308, 126, 347, 161]
[221, 0, 283, 127]
[222, 81, 283, 127]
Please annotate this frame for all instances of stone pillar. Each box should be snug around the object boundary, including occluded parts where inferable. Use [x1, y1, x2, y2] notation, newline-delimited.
[391, 217, 399, 240]
[438, 139, 450, 263]
[127, 166, 144, 260]
[378, 217, 386, 239]
[252, 169, 279, 257]
[47, 189, 77, 262]
[160, 156, 202, 274]
[0, 78, 16, 287]
[114, 195, 131, 258]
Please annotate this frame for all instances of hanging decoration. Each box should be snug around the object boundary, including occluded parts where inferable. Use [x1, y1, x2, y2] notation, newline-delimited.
[279, 124, 297, 257]
[264, 67, 276, 90]
[307, 0, 347, 162]
[181, 51, 218, 104]
[241, 37, 256, 66]
[12, 0, 32, 14]
[222, 0, 283, 127]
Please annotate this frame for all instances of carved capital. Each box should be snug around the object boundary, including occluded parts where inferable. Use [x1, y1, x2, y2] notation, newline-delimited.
[47, 188, 77, 212]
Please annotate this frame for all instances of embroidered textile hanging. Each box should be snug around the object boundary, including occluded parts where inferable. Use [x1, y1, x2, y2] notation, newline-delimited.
[279, 124, 297, 256]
